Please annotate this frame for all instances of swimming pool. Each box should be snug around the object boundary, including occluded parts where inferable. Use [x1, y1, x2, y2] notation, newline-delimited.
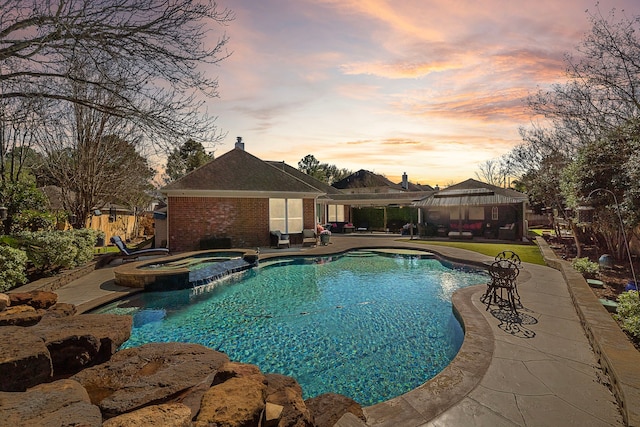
[95, 249, 486, 406]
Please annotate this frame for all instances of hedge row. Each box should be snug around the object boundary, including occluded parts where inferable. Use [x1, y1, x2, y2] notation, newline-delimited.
[0, 229, 103, 292]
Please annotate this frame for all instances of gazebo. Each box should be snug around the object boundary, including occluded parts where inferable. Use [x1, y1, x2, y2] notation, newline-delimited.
[412, 179, 529, 240]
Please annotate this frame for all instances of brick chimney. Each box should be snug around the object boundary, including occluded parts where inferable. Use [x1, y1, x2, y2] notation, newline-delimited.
[402, 172, 408, 190]
[235, 136, 244, 150]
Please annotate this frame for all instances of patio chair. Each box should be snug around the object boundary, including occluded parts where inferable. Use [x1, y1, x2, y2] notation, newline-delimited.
[270, 230, 290, 249]
[495, 250, 521, 265]
[480, 259, 520, 312]
[495, 250, 522, 302]
[302, 229, 317, 246]
[110, 236, 170, 260]
[498, 223, 517, 240]
[356, 221, 370, 232]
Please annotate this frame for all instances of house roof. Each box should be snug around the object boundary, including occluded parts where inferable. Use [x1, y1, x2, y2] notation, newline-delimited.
[332, 169, 402, 191]
[266, 161, 344, 196]
[413, 178, 528, 207]
[161, 148, 324, 196]
[403, 182, 434, 192]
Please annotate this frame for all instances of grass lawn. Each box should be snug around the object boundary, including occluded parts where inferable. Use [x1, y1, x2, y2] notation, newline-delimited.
[405, 239, 546, 265]
[528, 228, 554, 237]
[94, 246, 119, 255]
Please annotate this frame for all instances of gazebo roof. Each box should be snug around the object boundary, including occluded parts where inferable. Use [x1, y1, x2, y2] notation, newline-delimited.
[413, 179, 528, 207]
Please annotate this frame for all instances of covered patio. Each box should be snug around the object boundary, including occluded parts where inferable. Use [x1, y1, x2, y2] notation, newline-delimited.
[413, 179, 529, 241]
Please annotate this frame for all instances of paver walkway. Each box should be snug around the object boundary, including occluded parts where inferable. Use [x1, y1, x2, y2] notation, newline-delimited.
[33, 234, 626, 426]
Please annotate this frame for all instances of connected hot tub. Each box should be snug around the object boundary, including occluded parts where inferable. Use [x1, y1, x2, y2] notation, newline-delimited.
[113, 249, 259, 291]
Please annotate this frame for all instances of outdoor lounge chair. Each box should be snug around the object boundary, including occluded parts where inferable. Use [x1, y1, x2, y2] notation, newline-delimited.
[110, 236, 170, 260]
[302, 229, 317, 246]
[270, 230, 290, 249]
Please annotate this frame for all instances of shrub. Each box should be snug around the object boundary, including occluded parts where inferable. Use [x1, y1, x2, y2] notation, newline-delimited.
[615, 291, 640, 338]
[17, 230, 78, 273]
[69, 228, 103, 265]
[571, 257, 599, 277]
[0, 245, 28, 292]
[10, 209, 59, 232]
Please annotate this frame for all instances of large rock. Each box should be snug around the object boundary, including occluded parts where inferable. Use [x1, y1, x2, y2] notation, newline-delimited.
[42, 302, 77, 318]
[0, 326, 52, 391]
[171, 371, 216, 420]
[9, 290, 58, 309]
[0, 304, 43, 326]
[195, 376, 267, 427]
[305, 393, 365, 427]
[213, 361, 267, 384]
[0, 293, 10, 311]
[31, 313, 132, 376]
[73, 342, 230, 418]
[265, 373, 315, 427]
[265, 402, 285, 427]
[102, 403, 193, 427]
[0, 379, 102, 426]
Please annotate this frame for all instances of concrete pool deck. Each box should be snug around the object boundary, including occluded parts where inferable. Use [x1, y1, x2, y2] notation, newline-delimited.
[19, 233, 639, 426]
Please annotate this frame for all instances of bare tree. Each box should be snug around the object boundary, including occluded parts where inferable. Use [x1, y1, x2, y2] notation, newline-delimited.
[474, 158, 510, 187]
[33, 60, 156, 226]
[523, 8, 640, 151]
[0, 0, 234, 149]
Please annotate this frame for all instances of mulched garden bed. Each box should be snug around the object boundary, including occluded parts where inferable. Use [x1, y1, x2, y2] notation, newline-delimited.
[545, 235, 640, 350]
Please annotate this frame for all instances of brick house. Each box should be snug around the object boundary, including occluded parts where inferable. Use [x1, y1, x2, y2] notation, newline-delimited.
[160, 144, 326, 252]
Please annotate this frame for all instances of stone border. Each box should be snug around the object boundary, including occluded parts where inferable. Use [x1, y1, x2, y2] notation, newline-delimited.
[16, 261, 97, 293]
[536, 236, 640, 426]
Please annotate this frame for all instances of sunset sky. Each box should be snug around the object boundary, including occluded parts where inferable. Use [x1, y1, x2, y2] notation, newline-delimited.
[205, 0, 640, 187]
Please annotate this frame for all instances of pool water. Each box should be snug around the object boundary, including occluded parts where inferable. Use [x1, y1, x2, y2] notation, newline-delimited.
[94, 250, 486, 406]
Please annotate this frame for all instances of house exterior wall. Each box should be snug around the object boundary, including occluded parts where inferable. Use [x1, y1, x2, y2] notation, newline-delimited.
[168, 196, 318, 251]
[303, 198, 315, 229]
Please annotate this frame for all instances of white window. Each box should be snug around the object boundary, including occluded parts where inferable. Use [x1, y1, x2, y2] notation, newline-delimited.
[287, 199, 303, 233]
[328, 205, 345, 222]
[492, 206, 499, 220]
[269, 198, 303, 233]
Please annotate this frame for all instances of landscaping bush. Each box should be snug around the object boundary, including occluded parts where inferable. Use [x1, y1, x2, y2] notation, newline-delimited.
[0, 245, 28, 292]
[571, 257, 599, 277]
[69, 228, 103, 265]
[10, 209, 60, 232]
[17, 230, 78, 273]
[615, 291, 640, 338]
